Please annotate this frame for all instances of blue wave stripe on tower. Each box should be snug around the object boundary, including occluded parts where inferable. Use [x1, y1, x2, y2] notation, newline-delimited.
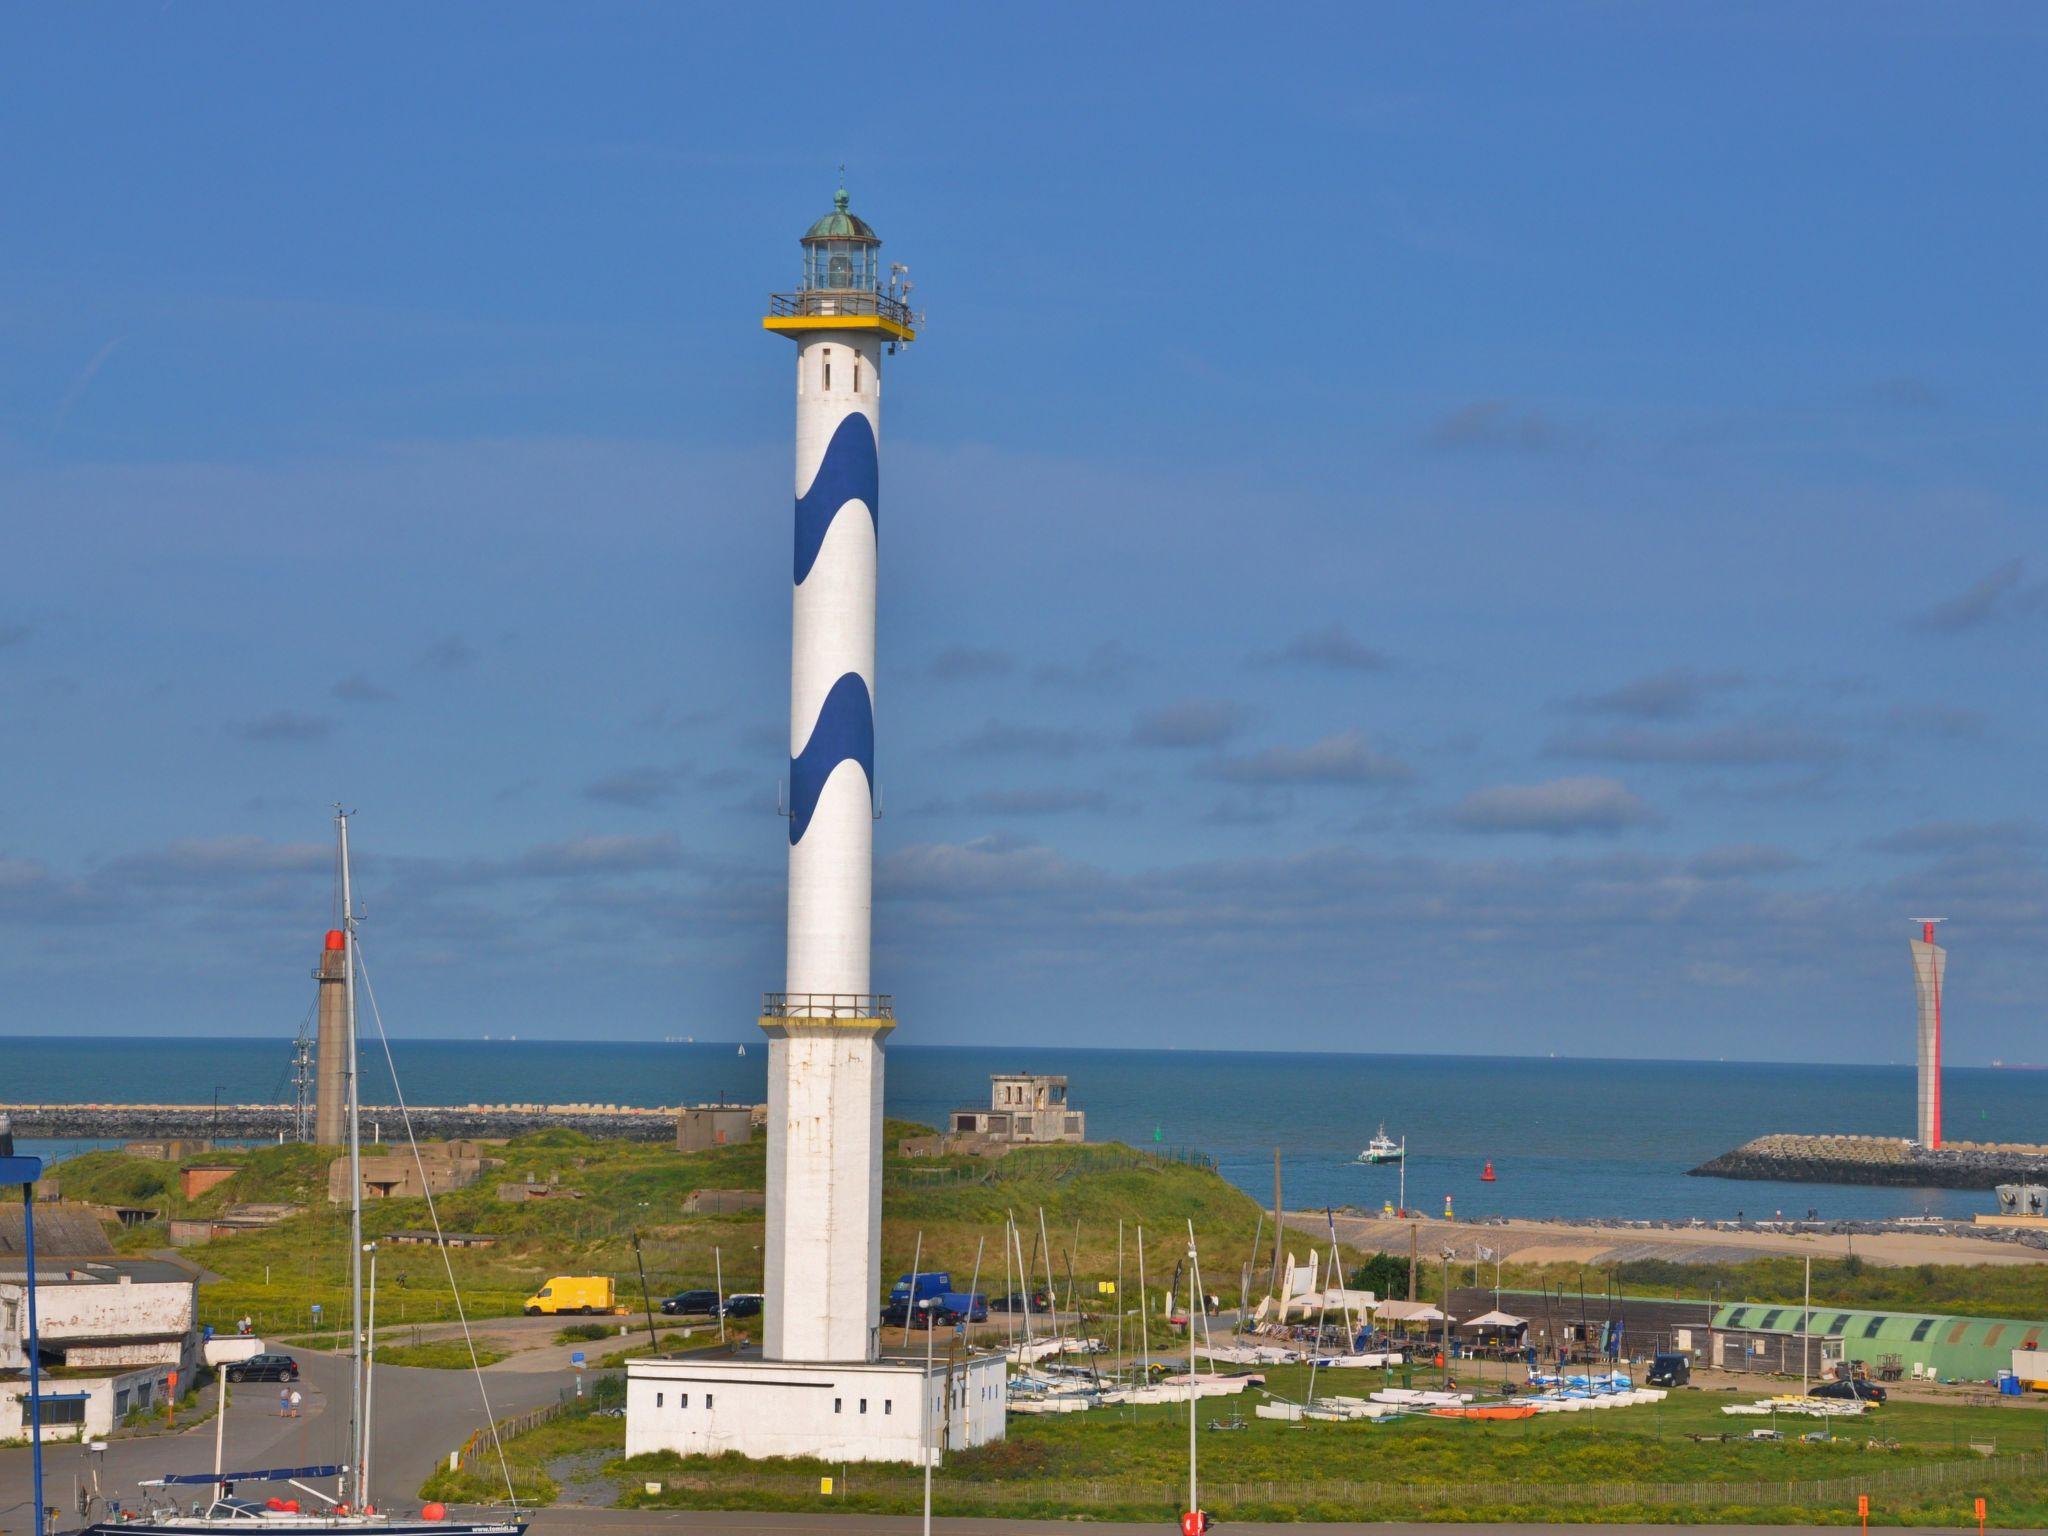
[794, 412, 879, 585]
[789, 671, 875, 844]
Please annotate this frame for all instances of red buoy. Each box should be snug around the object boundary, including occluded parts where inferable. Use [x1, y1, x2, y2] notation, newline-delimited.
[420, 1506, 448, 1523]
[1481, 1160, 1496, 1182]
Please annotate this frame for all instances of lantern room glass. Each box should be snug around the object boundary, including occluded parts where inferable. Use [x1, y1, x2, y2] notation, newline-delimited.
[804, 239, 877, 293]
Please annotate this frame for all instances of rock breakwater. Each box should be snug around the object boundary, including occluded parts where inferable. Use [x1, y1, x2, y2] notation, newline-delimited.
[11, 1102, 678, 1143]
[1691, 1132, 2048, 1189]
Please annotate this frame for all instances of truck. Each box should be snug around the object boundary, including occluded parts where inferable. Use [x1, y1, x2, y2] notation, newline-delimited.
[881, 1270, 950, 1326]
[524, 1275, 616, 1316]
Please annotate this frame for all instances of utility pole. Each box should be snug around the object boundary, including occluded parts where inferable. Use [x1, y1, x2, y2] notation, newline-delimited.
[1407, 1223, 1418, 1302]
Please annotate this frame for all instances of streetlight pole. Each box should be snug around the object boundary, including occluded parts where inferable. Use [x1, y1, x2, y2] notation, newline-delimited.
[922, 1304, 935, 1536]
[1186, 1231, 1199, 1525]
[3, 1131, 49, 1536]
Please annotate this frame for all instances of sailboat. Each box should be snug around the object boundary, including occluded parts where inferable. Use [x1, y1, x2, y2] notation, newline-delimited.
[1356, 1125, 1404, 1165]
[77, 813, 526, 1536]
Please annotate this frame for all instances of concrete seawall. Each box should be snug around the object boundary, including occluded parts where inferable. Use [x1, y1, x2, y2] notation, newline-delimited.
[1691, 1132, 2048, 1190]
[11, 1102, 678, 1143]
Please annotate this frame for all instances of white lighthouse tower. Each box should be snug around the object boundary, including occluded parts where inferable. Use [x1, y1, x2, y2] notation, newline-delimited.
[758, 187, 908, 1365]
[625, 187, 1005, 1464]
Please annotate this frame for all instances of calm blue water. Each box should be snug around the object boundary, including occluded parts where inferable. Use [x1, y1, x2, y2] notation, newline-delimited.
[6, 1037, 2039, 1223]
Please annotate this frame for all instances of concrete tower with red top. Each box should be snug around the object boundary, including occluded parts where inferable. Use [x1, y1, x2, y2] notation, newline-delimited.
[1909, 919, 1947, 1148]
[313, 928, 349, 1146]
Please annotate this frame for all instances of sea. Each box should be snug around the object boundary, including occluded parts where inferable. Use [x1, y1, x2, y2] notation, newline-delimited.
[6, 1037, 2040, 1225]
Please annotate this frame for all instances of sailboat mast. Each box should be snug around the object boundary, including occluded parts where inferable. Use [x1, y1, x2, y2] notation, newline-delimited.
[338, 808, 365, 1506]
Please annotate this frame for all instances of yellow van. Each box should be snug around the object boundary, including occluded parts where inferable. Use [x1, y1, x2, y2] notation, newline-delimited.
[523, 1275, 616, 1316]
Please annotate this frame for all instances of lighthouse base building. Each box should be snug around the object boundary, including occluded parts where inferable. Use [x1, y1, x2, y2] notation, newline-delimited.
[626, 187, 1005, 1465]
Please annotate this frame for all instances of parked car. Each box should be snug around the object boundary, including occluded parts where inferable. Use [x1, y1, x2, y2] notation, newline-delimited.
[1647, 1352, 1692, 1387]
[660, 1289, 723, 1317]
[989, 1290, 1051, 1314]
[1813, 1378, 1887, 1405]
[722, 1293, 764, 1318]
[226, 1353, 299, 1383]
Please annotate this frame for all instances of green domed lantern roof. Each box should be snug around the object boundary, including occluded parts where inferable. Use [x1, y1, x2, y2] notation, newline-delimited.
[803, 188, 878, 244]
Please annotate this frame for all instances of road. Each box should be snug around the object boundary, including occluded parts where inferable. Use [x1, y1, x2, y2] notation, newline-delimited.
[0, 1335, 580, 1529]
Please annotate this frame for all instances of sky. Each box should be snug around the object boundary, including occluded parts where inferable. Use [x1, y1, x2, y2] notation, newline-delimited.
[2, 5, 2045, 1061]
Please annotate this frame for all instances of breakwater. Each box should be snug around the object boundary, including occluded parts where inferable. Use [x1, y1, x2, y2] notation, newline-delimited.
[8, 1102, 678, 1143]
[1691, 1133, 2048, 1190]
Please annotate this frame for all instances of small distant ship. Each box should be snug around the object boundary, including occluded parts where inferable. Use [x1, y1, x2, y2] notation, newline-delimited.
[1357, 1125, 1404, 1164]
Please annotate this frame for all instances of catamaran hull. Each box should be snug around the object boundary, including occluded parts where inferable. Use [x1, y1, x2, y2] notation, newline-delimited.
[80, 1522, 525, 1536]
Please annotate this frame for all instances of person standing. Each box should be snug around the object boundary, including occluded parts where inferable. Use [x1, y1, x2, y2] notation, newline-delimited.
[288, 1389, 302, 1419]
[278, 1387, 290, 1418]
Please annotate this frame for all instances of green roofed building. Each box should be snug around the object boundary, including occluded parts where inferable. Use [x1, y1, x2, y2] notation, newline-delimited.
[1714, 1303, 2048, 1383]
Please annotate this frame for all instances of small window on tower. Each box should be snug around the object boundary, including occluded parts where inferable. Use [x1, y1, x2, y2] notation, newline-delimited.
[822, 349, 832, 391]
[854, 358, 862, 392]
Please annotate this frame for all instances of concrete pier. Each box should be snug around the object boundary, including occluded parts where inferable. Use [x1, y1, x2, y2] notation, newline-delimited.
[1691, 1132, 2048, 1190]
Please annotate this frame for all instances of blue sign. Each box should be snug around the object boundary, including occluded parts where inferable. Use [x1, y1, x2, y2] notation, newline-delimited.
[570, 1351, 586, 1368]
[310, 1304, 322, 1316]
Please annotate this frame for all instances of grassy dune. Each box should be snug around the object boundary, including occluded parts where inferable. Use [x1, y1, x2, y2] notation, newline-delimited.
[53, 1128, 1262, 1336]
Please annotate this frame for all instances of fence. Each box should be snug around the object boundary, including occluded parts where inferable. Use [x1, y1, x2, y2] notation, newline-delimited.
[454, 1373, 622, 1472]
[648, 1448, 2046, 1514]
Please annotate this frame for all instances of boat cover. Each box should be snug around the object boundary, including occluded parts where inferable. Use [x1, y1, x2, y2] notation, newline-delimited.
[150, 1466, 343, 1485]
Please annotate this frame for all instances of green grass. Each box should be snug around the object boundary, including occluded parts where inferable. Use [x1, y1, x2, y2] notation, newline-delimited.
[374, 1339, 510, 1369]
[556, 1323, 614, 1344]
[54, 1126, 1263, 1339]
[446, 1372, 2048, 1523]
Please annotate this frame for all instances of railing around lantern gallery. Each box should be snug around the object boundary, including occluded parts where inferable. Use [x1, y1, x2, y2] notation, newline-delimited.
[767, 289, 918, 328]
[762, 992, 894, 1019]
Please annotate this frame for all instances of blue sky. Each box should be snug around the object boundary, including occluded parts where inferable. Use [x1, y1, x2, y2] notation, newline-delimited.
[2, 4, 2044, 1059]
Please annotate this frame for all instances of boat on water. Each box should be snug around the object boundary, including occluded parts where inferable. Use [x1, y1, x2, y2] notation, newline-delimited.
[73, 814, 526, 1536]
[1356, 1125, 1404, 1164]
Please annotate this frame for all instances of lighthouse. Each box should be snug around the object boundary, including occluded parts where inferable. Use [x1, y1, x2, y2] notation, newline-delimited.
[756, 187, 912, 1365]
[625, 187, 1005, 1463]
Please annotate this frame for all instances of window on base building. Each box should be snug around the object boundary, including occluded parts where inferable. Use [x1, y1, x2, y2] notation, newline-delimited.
[706, 1393, 714, 1408]
[655, 1392, 664, 1408]
[834, 1397, 842, 1414]
[884, 1400, 892, 1415]
[859, 1398, 867, 1414]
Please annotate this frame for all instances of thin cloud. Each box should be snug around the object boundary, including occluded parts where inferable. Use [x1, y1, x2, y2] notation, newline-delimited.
[1130, 698, 1254, 749]
[1913, 558, 2047, 634]
[958, 720, 1103, 758]
[1867, 820, 2043, 857]
[231, 711, 334, 744]
[1423, 399, 1561, 453]
[1450, 776, 1656, 836]
[929, 644, 1016, 682]
[1033, 641, 1139, 691]
[331, 673, 395, 704]
[416, 634, 478, 671]
[517, 833, 687, 876]
[0, 622, 31, 649]
[53, 337, 124, 429]
[1562, 667, 1743, 721]
[965, 787, 1116, 817]
[1212, 731, 1412, 786]
[1251, 624, 1389, 672]
[584, 764, 693, 809]
[1688, 844, 1803, 879]
[1547, 720, 1846, 767]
